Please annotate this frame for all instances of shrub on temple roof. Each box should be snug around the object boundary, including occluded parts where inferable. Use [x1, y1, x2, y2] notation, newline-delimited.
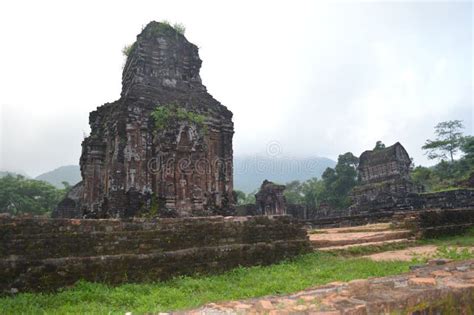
[151, 105, 206, 132]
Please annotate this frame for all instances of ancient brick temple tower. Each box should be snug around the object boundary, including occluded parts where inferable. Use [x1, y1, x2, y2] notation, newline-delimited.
[255, 180, 287, 215]
[350, 142, 418, 210]
[55, 22, 234, 218]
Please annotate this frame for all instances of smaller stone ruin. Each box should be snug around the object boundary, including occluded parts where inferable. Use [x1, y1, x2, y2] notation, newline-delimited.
[351, 142, 419, 211]
[255, 180, 287, 215]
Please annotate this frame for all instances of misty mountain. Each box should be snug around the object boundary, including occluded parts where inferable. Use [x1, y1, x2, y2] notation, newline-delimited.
[35, 165, 82, 188]
[233, 156, 336, 193]
[28, 156, 336, 192]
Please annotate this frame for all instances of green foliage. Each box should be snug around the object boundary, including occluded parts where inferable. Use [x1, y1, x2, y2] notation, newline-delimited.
[123, 21, 185, 60]
[151, 105, 207, 134]
[435, 246, 474, 260]
[283, 178, 321, 208]
[233, 190, 246, 205]
[283, 153, 358, 210]
[411, 159, 473, 192]
[149, 194, 159, 217]
[144, 20, 186, 37]
[461, 135, 474, 164]
[0, 252, 412, 314]
[321, 152, 359, 209]
[151, 106, 173, 130]
[234, 190, 256, 205]
[284, 180, 304, 204]
[413, 120, 473, 191]
[411, 165, 436, 190]
[0, 175, 66, 216]
[422, 120, 465, 162]
[172, 22, 186, 35]
[121, 42, 136, 57]
[301, 178, 324, 209]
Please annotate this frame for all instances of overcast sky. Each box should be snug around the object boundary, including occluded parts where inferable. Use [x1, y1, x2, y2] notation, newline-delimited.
[0, 0, 472, 177]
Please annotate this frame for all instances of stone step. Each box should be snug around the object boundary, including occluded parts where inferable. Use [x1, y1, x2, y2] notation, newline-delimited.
[314, 223, 393, 234]
[309, 229, 413, 248]
[317, 238, 415, 251]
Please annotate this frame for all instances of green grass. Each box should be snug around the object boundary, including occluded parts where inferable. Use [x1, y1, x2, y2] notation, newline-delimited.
[0, 252, 413, 314]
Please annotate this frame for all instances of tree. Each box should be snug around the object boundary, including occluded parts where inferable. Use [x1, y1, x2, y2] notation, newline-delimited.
[283, 180, 304, 204]
[0, 175, 65, 216]
[233, 190, 247, 205]
[301, 178, 324, 209]
[373, 141, 386, 151]
[319, 152, 359, 209]
[461, 135, 474, 164]
[411, 166, 433, 190]
[422, 120, 464, 162]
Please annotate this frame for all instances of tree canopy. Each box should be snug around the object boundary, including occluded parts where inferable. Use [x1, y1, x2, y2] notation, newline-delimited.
[413, 121, 473, 191]
[0, 175, 67, 216]
[283, 152, 359, 210]
[422, 120, 464, 162]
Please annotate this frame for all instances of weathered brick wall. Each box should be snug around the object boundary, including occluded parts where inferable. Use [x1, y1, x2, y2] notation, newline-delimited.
[411, 208, 474, 238]
[302, 189, 474, 229]
[0, 215, 309, 293]
[352, 189, 474, 212]
[421, 189, 474, 209]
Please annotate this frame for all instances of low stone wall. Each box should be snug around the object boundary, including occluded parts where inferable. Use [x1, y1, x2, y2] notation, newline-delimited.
[0, 215, 310, 293]
[402, 208, 474, 238]
[352, 188, 474, 212]
[299, 189, 474, 229]
[421, 189, 474, 209]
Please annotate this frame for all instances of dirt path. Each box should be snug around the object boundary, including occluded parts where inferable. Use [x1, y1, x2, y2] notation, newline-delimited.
[365, 245, 474, 261]
[365, 245, 438, 261]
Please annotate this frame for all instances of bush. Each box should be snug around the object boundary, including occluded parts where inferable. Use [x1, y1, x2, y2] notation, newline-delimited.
[172, 22, 186, 35]
[121, 43, 135, 57]
[151, 105, 207, 134]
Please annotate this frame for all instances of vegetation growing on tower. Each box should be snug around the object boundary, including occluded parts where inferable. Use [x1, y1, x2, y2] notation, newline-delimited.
[122, 21, 185, 58]
[151, 105, 207, 133]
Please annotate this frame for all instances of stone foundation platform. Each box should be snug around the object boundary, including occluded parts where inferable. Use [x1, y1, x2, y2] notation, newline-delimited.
[0, 215, 310, 293]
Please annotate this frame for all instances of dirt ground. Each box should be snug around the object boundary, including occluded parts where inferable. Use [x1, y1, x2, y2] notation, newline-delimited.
[366, 245, 474, 261]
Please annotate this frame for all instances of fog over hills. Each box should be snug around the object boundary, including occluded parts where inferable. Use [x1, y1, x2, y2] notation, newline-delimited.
[14, 156, 336, 193]
[34, 165, 82, 188]
[234, 156, 336, 193]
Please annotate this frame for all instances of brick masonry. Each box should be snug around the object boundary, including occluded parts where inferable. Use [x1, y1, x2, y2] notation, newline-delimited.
[0, 215, 310, 293]
[394, 207, 474, 238]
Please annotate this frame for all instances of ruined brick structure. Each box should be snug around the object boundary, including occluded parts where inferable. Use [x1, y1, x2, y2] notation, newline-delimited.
[351, 142, 418, 211]
[255, 180, 287, 215]
[0, 216, 310, 293]
[54, 22, 234, 218]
